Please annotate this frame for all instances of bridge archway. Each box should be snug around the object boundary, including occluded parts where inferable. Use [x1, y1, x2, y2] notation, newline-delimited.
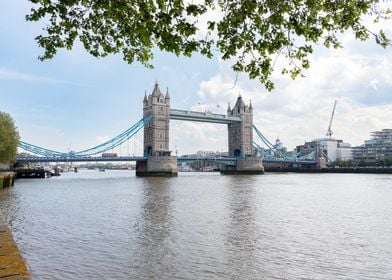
[147, 146, 152, 157]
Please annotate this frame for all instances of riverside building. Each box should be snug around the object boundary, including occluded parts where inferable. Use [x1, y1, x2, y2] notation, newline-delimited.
[352, 129, 392, 166]
[296, 138, 352, 162]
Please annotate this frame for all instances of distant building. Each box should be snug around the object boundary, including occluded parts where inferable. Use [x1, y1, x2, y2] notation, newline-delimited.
[296, 138, 352, 162]
[352, 129, 392, 166]
[180, 150, 228, 171]
[255, 137, 287, 158]
[272, 138, 287, 156]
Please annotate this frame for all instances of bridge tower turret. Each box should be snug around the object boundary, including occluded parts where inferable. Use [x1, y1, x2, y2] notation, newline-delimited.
[227, 95, 253, 158]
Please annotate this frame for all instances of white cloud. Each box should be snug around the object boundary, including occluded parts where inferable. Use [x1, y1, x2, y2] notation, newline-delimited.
[0, 67, 88, 86]
[194, 37, 392, 151]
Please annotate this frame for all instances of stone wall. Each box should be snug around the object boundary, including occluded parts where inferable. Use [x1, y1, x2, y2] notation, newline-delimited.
[0, 212, 31, 279]
[147, 156, 177, 172]
[136, 156, 178, 177]
[220, 157, 264, 175]
[236, 157, 264, 171]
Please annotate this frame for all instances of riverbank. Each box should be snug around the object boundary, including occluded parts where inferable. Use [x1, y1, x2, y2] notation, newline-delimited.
[264, 166, 392, 173]
[0, 172, 31, 278]
[0, 212, 31, 279]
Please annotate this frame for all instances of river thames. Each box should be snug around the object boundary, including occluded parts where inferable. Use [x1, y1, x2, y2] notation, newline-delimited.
[0, 170, 391, 279]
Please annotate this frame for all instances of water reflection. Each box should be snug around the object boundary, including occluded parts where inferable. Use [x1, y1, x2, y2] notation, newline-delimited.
[0, 187, 23, 233]
[223, 176, 261, 278]
[1, 172, 392, 279]
[130, 177, 176, 279]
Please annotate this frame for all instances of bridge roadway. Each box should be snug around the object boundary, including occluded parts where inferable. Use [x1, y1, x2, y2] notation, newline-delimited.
[170, 109, 241, 124]
[15, 156, 238, 164]
[15, 156, 317, 165]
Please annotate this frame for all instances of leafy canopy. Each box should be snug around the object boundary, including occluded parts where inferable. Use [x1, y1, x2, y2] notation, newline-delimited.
[26, 0, 391, 90]
[0, 112, 20, 163]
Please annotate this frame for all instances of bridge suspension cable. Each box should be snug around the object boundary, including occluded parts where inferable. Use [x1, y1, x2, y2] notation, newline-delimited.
[19, 115, 152, 157]
[253, 125, 317, 162]
[253, 125, 279, 153]
[19, 141, 65, 157]
[73, 115, 152, 156]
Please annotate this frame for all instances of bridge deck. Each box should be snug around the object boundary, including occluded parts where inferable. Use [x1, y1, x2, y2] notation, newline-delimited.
[170, 109, 241, 124]
[16, 156, 316, 165]
[15, 156, 146, 163]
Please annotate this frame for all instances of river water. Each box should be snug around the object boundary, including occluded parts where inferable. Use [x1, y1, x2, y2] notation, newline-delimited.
[0, 170, 391, 279]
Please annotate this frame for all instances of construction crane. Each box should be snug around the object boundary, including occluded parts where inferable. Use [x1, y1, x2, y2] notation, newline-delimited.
[326, 100, 337, 137]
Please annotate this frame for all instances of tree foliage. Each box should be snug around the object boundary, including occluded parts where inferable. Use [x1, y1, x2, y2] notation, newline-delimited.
[377, 157, 392, 166]
[0, 112, 20, 163]
[26, 0, 391, 90]
[333, 159, 353, 167]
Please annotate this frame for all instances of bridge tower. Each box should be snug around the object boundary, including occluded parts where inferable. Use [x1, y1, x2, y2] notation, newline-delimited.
[222, 95, 264, 174]
[227, 95, 253, 158]
[136, 82, 178, 177]
[143, 82, 171, 157]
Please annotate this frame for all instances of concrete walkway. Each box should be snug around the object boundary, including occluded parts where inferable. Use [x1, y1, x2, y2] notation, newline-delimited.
[0, 213, 31, 279]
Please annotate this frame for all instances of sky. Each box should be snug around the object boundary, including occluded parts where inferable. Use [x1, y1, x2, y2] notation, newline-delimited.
[1, 1, 392, 156]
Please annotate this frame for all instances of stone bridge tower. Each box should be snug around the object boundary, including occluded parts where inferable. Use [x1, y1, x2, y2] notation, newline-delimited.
[227, 95, 253, 158]
[143, 82, 171, 157]
[222, 95, 264, 174]
[137, 82, 178, 177]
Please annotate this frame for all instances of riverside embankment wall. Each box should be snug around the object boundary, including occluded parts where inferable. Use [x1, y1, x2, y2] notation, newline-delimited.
[0, 212, 31, 279]
[0, 172, 31, 279]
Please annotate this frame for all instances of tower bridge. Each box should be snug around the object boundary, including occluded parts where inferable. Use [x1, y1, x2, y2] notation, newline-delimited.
[137, 82, 263, 176]
[16, 82, 319, 176]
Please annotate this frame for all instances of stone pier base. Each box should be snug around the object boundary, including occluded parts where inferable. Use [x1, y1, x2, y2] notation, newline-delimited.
[220, 157, 264, 175]
[136, 156, 178, 177]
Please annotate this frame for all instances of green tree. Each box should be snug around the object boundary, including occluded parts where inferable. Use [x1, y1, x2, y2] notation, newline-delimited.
[26, 0, 391, 90]
[334, 159, 353, 167]
[0, 112, 20, 164]
[385, 157, 392, 166]
[377, 157, 392, 166]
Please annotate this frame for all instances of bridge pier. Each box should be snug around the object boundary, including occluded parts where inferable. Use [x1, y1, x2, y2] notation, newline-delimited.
[220, 157, 264, 175]
[136, 156, 178, 177]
